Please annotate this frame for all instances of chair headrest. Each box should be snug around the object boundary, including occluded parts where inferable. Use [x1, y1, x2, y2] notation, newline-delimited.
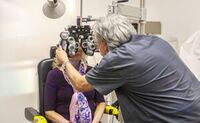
[50, 46, 57, 58]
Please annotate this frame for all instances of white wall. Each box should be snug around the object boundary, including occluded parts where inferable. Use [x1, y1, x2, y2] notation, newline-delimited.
[0, 0, 112, 122]
[144, 0, 200, 80]
[145, 0, 200, 46]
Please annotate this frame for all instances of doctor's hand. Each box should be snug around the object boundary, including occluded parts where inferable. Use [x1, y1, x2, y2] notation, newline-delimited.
[56, 45, 69, 64]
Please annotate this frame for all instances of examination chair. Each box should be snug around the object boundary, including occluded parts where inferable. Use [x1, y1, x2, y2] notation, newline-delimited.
[24, 46, 118, 123]
[25, 46, 56, 123]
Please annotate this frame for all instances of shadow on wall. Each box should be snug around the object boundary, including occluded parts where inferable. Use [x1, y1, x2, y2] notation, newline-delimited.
[180, 30, 200, 80]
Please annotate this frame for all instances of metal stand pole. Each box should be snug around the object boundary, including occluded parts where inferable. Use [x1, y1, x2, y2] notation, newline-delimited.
[77, 0, 83, 26]
[139, 0, 146, 34]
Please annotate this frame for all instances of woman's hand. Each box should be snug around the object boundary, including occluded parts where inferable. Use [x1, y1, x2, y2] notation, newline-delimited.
[92, 102, 105, 123]
[92, 121, 100, 123]
[45, 110, 70, 123]
[56, 46, 69, 64]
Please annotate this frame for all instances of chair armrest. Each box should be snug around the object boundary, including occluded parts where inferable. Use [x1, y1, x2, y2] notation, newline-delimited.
[104, 106, 119, 115]
[25, 107, 47, 123]
[25, 107, 40, 121]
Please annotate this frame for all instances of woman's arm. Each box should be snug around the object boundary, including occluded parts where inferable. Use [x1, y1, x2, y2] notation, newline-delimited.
[45, 71, 68, 123]
[45, 110, 69, 123]
[92, 102, 106, 123]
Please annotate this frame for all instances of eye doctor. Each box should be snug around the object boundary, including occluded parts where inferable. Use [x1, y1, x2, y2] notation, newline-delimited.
[56, 14, 200, 123]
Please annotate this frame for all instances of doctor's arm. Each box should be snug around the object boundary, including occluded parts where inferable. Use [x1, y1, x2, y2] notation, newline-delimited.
[56, 46, 94, 92]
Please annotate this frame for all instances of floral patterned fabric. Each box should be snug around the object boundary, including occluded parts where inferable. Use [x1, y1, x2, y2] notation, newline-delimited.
[62, 61, 92, 123]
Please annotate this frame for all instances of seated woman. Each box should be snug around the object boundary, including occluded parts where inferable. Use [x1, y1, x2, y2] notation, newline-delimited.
[44, 46, 105, 123]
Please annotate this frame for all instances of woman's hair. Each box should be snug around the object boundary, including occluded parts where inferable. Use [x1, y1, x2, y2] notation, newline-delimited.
[93, 14, 137, 51]
[52, 51, 88, 69]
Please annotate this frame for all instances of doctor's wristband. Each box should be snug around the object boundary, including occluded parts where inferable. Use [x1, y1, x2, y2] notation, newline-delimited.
[62, 60, 70, 71]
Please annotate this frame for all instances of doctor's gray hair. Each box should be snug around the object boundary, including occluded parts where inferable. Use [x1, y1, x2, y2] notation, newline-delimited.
[93, 14, 136, 50]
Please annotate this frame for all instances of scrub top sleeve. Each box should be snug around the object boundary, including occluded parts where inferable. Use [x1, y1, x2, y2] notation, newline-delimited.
[85, 58, 125, 95]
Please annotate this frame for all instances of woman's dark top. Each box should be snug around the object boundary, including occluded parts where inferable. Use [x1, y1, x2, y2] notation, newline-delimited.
[44, 66, 105, 120]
